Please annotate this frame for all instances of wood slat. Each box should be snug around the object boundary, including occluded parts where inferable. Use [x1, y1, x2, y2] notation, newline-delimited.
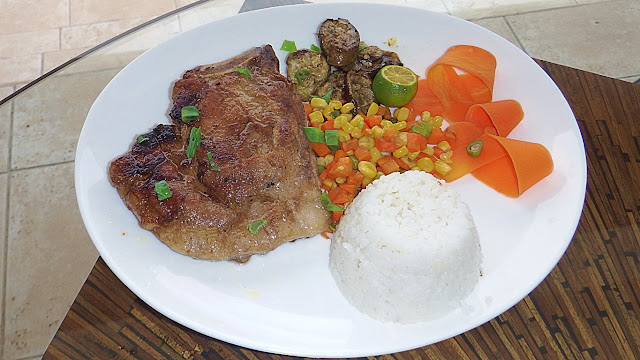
[43, 60, 640, 360]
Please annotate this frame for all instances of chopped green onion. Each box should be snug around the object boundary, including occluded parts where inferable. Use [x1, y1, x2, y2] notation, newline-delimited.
[317, 164, 325, 175]
[280, 40, 297, 52]
[311, 88, 333, 103]
[310, 44, 321, 52]
[181, 105, 199, 122]
[324, 129, 340, 150]
[235, 67, 252, 79]
[466, 140, 484, 157]
[330, 109, 340, 119]
[294, 68, 312, 85]
[248, 219, 267, 234]
[328, 222, 337, 232]
[348, 155, 359, 169]
[207, 151, 220, 171]
[321, 192, 344, 212]
[302, 126, 325, 143]
[137, 134, 149, 143]
[359, 41, 368, 51]
[186, 127, 201, 159]
[154, 180, 172, 200]
[410, 123, 433, 138]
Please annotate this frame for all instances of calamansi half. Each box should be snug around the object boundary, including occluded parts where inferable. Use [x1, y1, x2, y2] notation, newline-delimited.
[372, 65, 418, 108]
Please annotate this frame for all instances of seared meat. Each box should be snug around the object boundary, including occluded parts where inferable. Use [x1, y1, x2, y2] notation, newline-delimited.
[318, 18, 360, 68]
[109, 45, 331, 262]
[352, 45, 403, 78]
[286, 49, 331, 101]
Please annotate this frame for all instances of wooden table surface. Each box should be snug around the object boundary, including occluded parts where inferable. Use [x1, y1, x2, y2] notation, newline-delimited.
[42, 58, 639, 359]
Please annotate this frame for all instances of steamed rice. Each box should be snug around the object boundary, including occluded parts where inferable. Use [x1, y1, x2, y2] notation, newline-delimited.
[329, 171, 482, 324]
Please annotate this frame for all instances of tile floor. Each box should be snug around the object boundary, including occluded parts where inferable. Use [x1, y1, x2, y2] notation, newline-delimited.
[0, 0, 639, 359]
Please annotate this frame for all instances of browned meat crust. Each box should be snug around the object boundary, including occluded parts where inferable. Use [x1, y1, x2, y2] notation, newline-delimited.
[109, 45, 331, 261]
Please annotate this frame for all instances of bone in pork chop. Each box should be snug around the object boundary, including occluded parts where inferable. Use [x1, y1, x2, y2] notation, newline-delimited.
[108, 45, 331, 262]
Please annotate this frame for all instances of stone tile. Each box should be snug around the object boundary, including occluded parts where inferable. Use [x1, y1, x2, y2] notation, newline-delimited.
[176, 0, 203, 8]
[178, 0, 245, 32]
[0, 0, 69, 35]
[0, 85, 14, 102]
[43, 47, 91, 74]
[61, 17, 156, 50]
[0, 98, 10, 172]
[506, 0, 640, 78]
[0, 30, 60, 59]
[11, 69, 119, 169]
[443, 0, 575, 19]
[4, 163, 98, 359]
[0, 55, 41, 86]
[576, 0, 613, 3]
[473, 16, 524, 50]
[70, 0, 176, 25]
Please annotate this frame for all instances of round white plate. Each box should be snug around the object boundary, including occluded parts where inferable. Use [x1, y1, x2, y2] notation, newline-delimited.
[75, 3, 587, 357]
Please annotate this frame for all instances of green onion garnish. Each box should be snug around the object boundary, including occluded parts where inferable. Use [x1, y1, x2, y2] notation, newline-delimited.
[359, 41, 368, 51]
[248, 219, 267, 234]
[321, 192, 343, 212]
[310, 44, 321, 52]
[235, 67, 252, 79]
[329, 222, 337, 232]
[318, 164, 325, 175]
[410, 123, 433, 138]
[280, 40, 297, 52]
[311, 88, 333, 103]
[348, 155, 359, 169]
[302, 127, 325, 143]
[186, 127, 201, 159]
[207, 151, 221, 171]
[137, 134, 149, 143]
[466, 140, 484, 158]
[324, 129, 340, 151]
[294, 68, 312, 85]
[181, 105, 199, 122]
[154, 180, 172, 200]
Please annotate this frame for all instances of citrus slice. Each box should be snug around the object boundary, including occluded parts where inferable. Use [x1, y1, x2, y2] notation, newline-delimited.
[372, 65, 418, 107]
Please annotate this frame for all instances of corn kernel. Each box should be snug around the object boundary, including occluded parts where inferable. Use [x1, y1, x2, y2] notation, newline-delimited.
[316, 157, 327, 167]
[309, 111, 324, 124]
[434, 159, 452, 176]
[358, 161, 377, 178]
[346, 150, 355, 157]
[350, 115, 365, 129]
[381, 120, 394, 129]
[408, 159, 417, 168]
[342, 122, 355, 133]
[433, 115, 444, 128]
[375, 171, 384, 180]
[441, 150, 453, 163]
[324, 154, 334, 164]
[329, 100, 342, 110]
[358, 136, 375, 149]
[362, 176, 374, 187]
[335, 176, 347, 184]
[351, 127, 364, 139]
[423, 146, 435, 156]
[333, 115, 348, 129]
[342, 113, 353, 121]
[369, 148, 382, 163]
[417, 157, 434, 172]
[395, 132, 408, 147]
[367, 102, 379, 117]
[341, 102, 355, 114]
[421, 111, 432, 123]
[437, 141, 451, 152]
[407, 151, 420, 160]
[411, 167, 420, 171]
[395, 107, 410, 122]
[393, 145, 409, 158]
[392, 121, 407, 131]
[371, 126, 384, 138]
[338, 130, 351, 142]
[322, 104, 335, 117]
[322, 178, 335, 188]
[311, 97, 327, 109]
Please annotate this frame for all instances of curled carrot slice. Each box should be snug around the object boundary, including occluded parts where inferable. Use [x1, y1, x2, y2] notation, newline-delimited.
[465, 100, 524, 137]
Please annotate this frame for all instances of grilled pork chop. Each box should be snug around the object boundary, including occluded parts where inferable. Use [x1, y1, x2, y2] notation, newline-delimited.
[109, 45, 331, 261]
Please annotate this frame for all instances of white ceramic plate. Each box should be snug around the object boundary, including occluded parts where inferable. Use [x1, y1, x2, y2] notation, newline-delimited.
[75, 3, 586, 357]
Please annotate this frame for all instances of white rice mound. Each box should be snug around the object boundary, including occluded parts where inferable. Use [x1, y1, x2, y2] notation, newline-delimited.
[329, 171, 482, 324]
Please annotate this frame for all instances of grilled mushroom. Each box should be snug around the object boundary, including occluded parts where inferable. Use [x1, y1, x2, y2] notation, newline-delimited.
[286, 49, 331, 101]
[353, 45, 403, 78]
[318, 18, 360, 68]
[345, 70, 375, 113]
[315, 70, 347, 102]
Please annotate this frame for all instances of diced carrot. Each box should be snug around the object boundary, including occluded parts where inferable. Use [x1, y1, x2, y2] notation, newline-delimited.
[329, 157, 353, 178]
[321, 119, 335, 131]
[354, 147, 373, 161]
[346, 171, 364, 186]
[332, 211, 344, 222]
[334, 149, 348, 160]
[406, 132, 427, 153]
[312, 143, 331, 157]
[364, 115, 383, 128]
[383, 127, 397, 139]
[319, 168, 328, 181]
[425, 127, 445, 144]
[377, 156, 400, 174]
[303, 103, 313, 120]
[375, 137, 396, 153]
[393, 156, 411, 170]
[328, 187, 352, 204]
[339, 183, 357, 195]
[404, 120, 419, 131]
[340, 138, 359, 152]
